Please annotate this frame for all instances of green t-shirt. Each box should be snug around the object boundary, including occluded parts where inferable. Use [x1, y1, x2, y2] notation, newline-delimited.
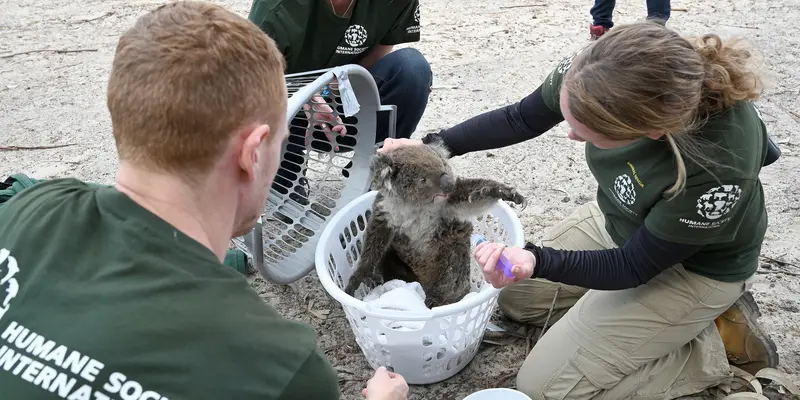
[0, 179, 340, 399]
[541, 52, 769, 282]
[248, 0, 421, 73]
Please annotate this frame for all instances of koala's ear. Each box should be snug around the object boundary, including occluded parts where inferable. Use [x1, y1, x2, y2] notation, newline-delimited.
[369, 153, 395, 191]
[425, 136, 451, 160]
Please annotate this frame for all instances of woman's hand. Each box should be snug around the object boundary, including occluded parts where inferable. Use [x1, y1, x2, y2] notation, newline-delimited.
[362, 367, 408, 400]
[474, 242, 535, 288]
[304, 95, 347, 150]
[377, 138, 423, 154]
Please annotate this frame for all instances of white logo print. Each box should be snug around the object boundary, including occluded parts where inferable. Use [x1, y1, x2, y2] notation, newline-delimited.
[556, 56, 573, 74]
[549, 48, 585, 86]
[613, 174, 637, 205]
[696, 184, 742, 220]
[0, 249, 171, 398]
[0, 248, 20, 321]
[752, 102, 765, 124]
[344, 25, 368, 47]
[556, 47, 585, 74]
[406, 5, 421, 34]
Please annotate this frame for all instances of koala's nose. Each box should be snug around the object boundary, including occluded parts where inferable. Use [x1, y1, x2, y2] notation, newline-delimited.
[440, 174, 456, 193]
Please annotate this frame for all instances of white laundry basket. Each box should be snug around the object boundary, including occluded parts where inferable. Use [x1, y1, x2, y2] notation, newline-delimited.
[315, 190, 525, 384]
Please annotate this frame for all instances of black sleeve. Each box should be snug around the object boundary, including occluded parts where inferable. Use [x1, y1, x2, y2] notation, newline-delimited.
[423, 84, 564, 157]
[526, 225, 703, 290]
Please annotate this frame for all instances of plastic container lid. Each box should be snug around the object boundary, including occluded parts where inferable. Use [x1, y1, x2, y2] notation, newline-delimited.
[463, 388, 533, 400]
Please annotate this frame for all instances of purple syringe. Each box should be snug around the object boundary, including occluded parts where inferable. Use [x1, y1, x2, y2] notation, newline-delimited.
[471, 233, 515, 278]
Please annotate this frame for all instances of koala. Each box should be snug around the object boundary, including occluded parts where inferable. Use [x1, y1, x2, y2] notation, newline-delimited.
[343, 137, 526, 308]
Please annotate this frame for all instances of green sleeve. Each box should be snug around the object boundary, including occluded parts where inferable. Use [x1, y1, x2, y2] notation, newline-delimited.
[1, 176, 108, 206]
[181, 295, 342, 400]
[644, 178, 756, 245]
[541, 51, 581, 113]
[379, 1, 420, 45]
[247, 0, 290, 56]
[279, 347, 341, 400]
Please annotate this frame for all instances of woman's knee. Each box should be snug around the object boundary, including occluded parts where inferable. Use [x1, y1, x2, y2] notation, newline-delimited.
[515, 321, 594, 399]
[540, 201, 615, 251]
[517, 362, 590, 400]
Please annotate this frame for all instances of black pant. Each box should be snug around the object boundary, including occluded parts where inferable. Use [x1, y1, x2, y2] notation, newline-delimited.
[591, 0, 671, 29]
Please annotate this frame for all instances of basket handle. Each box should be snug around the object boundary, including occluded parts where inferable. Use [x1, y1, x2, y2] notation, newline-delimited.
[374, 104, 398, 150]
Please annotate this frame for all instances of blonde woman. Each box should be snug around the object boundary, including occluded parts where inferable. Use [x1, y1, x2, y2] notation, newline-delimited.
[380, 21, 782, 399]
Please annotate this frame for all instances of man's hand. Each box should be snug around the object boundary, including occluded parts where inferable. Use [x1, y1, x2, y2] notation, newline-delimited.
[473, 242, 535, 288]
[304, 95, 347, 150]
[362, 367, 408, 400]
[377, 138, 423, 154]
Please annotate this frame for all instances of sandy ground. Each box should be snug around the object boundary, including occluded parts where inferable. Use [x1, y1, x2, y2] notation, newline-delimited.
[1, 0, 799, 398]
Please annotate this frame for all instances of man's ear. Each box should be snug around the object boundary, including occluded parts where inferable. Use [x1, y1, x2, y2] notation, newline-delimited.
[368, 153, 394, 192]
[239, 124, 271, 183]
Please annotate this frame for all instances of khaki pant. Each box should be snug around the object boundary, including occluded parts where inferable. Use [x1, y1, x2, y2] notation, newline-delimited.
[500, 202, 749, 399]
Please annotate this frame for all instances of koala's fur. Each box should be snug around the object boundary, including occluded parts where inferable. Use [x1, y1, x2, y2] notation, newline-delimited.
[343, 137, 525, 308]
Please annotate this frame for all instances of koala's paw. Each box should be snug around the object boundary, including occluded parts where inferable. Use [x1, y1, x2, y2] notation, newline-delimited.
[469, 184, 526, 206]
[345, 274, 383, 297]
[364, 273, 384, 289]
[343, 281, 359, 296]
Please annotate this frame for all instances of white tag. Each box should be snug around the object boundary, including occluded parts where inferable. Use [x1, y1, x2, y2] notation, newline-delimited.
[331, 67, 360, 117]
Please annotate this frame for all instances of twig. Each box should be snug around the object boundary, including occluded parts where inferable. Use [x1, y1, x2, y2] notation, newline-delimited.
[483, 332, 523, 347]
[757, 270, 800, 278]
[0, 144, 77, 151]
[43, 160, 81, 166]
[492, 370, 519, 388]
[537, 287, 561, 343]
[720, 24, 760, 30]
[760, 255, 799, 269]
[338, 375, 371, 384]
[74, 11, 115, 23]
[499, 4, 546, 9]
[554, 187, 571, 199]
[525, 326, 539, 354]
[788, 109, 800, 123]
[769, 88, 800, 96]
[485, 29, 510, 36]
[0, 48, 98, 59]
[671, 7, 689, 11]
[53, 62, 81, 71]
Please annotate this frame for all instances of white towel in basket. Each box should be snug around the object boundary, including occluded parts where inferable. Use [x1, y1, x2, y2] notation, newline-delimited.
[363, 280, 478, 332]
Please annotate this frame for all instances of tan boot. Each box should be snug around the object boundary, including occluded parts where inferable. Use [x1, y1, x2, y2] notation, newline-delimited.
[714, 292, 779, 375]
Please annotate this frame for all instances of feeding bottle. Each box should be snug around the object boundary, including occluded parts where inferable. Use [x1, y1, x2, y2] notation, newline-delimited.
[471, 233, 515, 278]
